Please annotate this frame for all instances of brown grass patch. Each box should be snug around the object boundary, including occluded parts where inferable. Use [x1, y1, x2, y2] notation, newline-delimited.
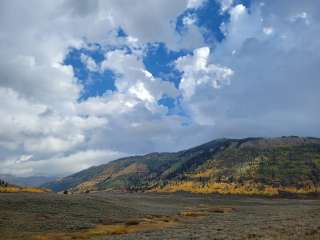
[124, 219, 140, 226]
[32, 216, 177, 240]
[0, 186, 50, 193]
[205, 207, 236, 213]
[179, 210, 208, 218]
[178, 205, 236, 219]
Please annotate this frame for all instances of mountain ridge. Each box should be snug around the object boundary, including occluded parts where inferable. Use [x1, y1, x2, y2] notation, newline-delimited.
[43, 136, 320, 196]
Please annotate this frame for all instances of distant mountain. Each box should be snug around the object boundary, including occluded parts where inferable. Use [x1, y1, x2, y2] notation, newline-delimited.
[0, 174, 56, 187]
[43, 137, 320, 196]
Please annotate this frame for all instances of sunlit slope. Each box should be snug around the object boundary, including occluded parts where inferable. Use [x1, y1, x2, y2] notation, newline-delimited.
[0, 179, 50, 193]
[43, 137, 320, 196]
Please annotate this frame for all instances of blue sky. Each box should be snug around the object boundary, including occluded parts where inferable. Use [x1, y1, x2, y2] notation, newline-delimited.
[64, 0, 222, 114]
[64, 46, 116, 100]
[0, 0, 319, 176]
[64, 0, 251, 111]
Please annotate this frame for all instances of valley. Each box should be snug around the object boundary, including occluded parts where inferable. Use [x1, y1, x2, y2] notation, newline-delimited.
[0, 192, 319, 240]
[2, 137, 320, 239]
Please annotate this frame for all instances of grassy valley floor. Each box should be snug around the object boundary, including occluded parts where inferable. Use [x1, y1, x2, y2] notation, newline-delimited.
[0, 192, 319, 240]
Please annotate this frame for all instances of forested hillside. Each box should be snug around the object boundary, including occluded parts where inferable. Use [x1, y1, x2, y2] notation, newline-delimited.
[43, 137, 320, 196]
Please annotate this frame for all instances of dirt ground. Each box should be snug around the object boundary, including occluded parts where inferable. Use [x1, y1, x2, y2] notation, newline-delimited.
[0, 192, 319, 240]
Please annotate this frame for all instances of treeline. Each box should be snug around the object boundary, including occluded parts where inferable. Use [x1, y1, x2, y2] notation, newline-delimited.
[0, 179, 9, 187]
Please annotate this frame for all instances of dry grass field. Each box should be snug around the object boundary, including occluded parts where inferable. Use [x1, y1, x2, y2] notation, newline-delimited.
[0, 192, 319, 240]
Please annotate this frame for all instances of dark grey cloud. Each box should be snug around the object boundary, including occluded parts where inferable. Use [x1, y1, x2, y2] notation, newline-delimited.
[208, 0, 320, 138]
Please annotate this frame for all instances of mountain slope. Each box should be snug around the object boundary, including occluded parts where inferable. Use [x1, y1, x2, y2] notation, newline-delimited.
[0, 178, 50, 193]
[0, 174, 56, 187]
[43, 137, 320, 196]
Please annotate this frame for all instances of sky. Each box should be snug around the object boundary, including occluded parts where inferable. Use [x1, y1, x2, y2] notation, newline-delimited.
[0, 0, 319, 177]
